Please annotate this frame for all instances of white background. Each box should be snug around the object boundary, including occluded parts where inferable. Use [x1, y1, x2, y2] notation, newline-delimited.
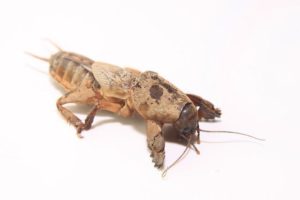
[0, 0, 299, 200]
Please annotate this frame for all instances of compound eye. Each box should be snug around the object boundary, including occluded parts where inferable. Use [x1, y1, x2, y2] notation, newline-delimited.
[183, 127, 192, 133]
[174, 103, 198, 135]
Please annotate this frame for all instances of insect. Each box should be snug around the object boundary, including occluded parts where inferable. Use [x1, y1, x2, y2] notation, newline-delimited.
[28, 43, 263, 175]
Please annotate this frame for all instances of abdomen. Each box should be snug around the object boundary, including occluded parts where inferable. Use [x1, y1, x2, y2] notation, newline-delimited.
[49, 51, 96, 91]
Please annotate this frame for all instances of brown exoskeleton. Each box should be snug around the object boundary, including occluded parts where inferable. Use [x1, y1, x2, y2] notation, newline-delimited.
[28, 46, 222, 170]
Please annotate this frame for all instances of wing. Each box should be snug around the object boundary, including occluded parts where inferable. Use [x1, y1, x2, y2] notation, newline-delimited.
[91, 62, 136, 99]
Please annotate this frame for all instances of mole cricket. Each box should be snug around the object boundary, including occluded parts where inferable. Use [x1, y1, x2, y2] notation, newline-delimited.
[28, 43, 263, 176]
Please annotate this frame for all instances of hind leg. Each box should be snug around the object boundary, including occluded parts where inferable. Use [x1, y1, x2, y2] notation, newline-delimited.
[56, 84, 123, 137]
[56, 85, 99, 137]
[76, 105, 98, 135]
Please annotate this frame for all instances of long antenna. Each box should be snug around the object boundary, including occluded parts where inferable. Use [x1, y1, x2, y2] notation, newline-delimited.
[200, 129, 265, 141]
[161, 136, 192, 177]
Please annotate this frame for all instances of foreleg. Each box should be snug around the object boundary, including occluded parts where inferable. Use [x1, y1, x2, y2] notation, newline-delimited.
[146, 120, 165, 168]
[187, 94, 221, 120]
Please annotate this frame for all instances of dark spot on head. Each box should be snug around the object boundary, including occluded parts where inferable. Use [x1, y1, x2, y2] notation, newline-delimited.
[150, 84, 163, 100]
[151, 74, 158, 80]
[161, 82, 177, 93]
[135, 82, 141, 88]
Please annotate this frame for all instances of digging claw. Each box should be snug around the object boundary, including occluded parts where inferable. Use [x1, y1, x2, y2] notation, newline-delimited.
[151, 151, 165, 168]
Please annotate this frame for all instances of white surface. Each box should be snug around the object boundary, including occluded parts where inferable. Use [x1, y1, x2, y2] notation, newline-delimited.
[0, 0, 299, 200]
